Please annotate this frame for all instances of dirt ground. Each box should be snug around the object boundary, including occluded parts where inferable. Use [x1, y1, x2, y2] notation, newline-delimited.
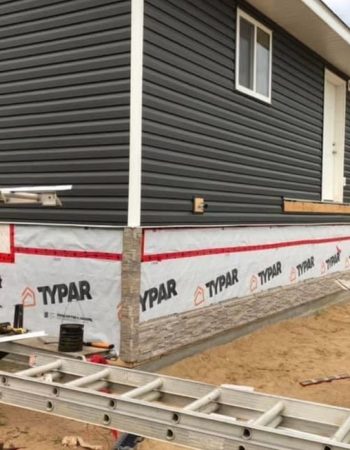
[3, 300, 350, 449]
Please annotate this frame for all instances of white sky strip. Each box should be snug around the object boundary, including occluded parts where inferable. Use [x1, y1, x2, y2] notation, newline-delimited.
[323, 0, 350, 26]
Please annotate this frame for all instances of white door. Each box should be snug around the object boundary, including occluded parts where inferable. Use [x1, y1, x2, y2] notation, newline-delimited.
[322, 69, 346, 202]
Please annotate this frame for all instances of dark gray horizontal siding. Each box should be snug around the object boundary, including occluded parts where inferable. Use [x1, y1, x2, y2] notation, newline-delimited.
[0, 0, 130, 225]
[141, 0, 330, 225]
[344, 93, 350, 203]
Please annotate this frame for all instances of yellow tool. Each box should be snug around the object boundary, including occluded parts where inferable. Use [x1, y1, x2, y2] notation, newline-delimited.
[0, 322, 27, 335]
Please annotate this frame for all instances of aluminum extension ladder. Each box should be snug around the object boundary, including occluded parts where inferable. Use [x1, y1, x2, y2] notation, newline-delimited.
[1, 342, 350, 450]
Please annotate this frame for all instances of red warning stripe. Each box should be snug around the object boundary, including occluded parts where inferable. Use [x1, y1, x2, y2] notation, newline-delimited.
[14, 246, 122, 261]
[0, 225, 122, 263]
[0, 224, 15, 263]
[142, 235, 350, 262]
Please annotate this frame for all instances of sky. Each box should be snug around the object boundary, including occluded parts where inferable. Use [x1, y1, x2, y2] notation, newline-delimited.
[323, 0, 350, 26]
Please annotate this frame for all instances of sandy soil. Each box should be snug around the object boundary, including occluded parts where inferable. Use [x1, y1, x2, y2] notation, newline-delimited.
[0, 407, 115, 450]
[3, 300, 350, 449]
[140, 301, 350, 450]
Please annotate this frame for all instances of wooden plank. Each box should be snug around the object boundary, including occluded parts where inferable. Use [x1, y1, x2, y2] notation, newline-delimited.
[283, 199, 350, 214]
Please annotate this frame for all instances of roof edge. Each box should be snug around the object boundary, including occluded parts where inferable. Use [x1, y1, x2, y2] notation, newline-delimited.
[303, 0, 350, 44]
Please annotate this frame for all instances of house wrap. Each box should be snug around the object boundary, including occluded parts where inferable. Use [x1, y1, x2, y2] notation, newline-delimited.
[0, 0, 349, 362]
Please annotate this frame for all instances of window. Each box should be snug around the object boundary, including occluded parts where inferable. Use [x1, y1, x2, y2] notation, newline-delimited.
[236, 9, 272, 103]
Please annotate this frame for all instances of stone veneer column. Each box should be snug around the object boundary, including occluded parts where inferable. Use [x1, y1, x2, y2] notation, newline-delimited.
[119, 227, 142, 362]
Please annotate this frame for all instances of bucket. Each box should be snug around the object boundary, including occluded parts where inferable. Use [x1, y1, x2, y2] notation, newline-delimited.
[58, 323, 84, 352]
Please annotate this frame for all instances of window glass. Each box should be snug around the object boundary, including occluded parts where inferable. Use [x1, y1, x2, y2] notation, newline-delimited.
[239, 18, 254, 90]
[256, 28, 270, 97]
[236, 10, 272, 102]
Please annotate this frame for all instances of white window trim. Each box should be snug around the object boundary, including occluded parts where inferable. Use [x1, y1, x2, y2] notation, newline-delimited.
[235, 8, 273, 104]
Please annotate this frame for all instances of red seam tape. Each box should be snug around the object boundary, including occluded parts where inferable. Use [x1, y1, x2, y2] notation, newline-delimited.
[142, 235, 350, 262]
[14, 246, 122, 261]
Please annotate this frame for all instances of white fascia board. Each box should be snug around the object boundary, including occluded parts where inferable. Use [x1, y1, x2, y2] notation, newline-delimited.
[246, 0, 350, 77]
[302, 0, 350, 45]
[127, 0, 144, 227]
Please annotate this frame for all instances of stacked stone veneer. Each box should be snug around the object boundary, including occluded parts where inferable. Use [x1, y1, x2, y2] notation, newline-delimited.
[119, 228, 350, 363]
[120, 228, 142, 362]
[136, 273, 350, 362]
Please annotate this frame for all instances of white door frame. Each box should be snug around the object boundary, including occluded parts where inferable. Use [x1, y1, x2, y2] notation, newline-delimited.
[322, 68, 346, 202]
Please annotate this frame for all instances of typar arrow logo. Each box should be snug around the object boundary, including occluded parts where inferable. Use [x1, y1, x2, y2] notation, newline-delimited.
[290, 267, 297, 283]
[22, 287, 36, 307]
[250, 275, 258, 292]
[194, 286, 205, 306]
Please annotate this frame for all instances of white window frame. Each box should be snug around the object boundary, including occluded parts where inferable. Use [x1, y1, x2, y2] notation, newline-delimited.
[236, 8, 273, 103]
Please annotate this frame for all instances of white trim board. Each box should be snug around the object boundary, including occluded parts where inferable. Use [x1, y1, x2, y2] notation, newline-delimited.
[127, 0, 144, 227]
[246, 0, 350, 77]
[322, 68, 346, 202]
[0, 331, 46, 343]
[302, 0, 350, 44]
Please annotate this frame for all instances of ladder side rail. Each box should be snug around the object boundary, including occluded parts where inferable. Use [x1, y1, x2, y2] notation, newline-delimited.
[0, 372, 348, 450]
[221, 386, 350, 429]
[31, 351, 350, 430]
[3, 346, 350, 433]
[0, 343, 214, 398]
[30, 351, 214, 399]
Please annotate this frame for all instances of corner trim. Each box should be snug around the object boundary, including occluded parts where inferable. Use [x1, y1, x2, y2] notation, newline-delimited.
[127, 0, 144, 227]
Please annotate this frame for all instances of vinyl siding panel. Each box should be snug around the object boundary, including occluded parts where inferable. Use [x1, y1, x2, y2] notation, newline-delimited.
[344, 93, 350, 202]
[0, 0, 130, 225]
[141, 0, 350, 225]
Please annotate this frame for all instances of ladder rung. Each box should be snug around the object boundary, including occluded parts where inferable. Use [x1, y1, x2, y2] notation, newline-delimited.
[6, 342, 350, 450]
[333, 414, 350, 442]
[253, 401, 284, 427]
[40, 372, 61, 383]
[201, 402, 220, 414]
[184, 389, 221, 411]
[85, 381, 109, 391]
[65, 368, 110, 388]
[121, 378, 163, 399]
[267, 415, 283, 429]
[139, 391, 161, 402]
[16, 359, 62, 377]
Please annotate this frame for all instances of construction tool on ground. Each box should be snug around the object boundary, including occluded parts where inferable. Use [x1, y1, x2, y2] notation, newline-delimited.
[2, 341, 350, 450]
[300, 373, 350, 386]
